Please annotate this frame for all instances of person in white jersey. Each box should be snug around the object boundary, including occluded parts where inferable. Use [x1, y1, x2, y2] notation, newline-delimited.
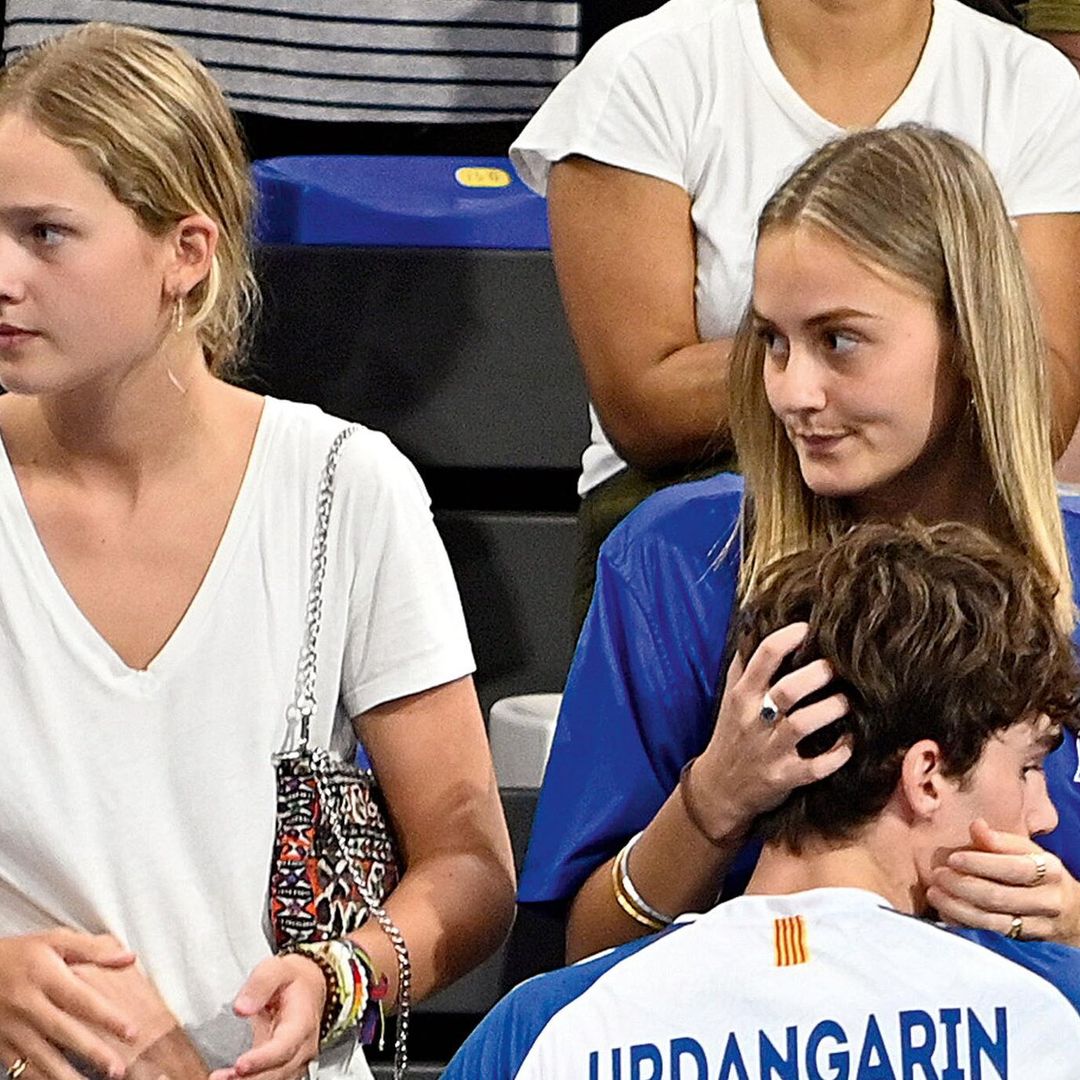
[0, 23, 515, 1080]
[445, 520, 1080, 1078]
[510, 0, 1080, 627]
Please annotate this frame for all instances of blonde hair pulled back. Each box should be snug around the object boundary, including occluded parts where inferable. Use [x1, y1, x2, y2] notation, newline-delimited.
[728, 124, 1073, 634]
[0, 22, 258, 376]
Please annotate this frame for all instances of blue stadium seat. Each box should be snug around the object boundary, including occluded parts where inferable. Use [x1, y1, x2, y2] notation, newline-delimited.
[253, 155, 549, 250]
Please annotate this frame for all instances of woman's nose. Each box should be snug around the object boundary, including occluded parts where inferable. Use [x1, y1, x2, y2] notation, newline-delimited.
[0, 239, 28, 306]
[770, 343, 828, 416]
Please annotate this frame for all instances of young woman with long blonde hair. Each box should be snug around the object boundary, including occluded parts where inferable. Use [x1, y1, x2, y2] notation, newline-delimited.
[523, 124, 1080, 964]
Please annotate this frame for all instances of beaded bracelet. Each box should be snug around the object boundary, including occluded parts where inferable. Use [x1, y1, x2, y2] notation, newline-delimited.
[285, 942, 346, 1044]
[285, 939, 388, 1049]
[341, 939, 390, 1049]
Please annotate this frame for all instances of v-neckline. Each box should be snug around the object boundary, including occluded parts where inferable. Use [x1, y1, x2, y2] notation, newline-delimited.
[737, 0, 947, 138]
[0, 396, 277, 680]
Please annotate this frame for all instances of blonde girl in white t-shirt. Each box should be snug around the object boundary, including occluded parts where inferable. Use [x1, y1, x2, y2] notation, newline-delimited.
[0, 23, 514, 1080]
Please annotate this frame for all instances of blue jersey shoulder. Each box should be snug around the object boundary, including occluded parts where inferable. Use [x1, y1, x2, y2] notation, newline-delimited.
[602, 471, 745, 572]
[1061, 491, 1080, 579]
[443, 926, 689, 1079]
[950, 927, 1080, 1015]
[1042, 494, 1080, 875]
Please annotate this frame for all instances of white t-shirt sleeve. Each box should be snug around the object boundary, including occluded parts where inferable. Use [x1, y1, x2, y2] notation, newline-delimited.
[510, 27, 696, 196]
[334, 431, 474, 718]
[1003, 44, 1080, 216]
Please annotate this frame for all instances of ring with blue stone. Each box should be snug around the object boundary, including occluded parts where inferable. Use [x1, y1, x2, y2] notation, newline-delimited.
[760, 692, 781, 726]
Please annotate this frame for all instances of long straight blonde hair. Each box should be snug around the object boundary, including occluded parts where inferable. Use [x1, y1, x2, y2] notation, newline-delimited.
[728, 124, 1073, 633]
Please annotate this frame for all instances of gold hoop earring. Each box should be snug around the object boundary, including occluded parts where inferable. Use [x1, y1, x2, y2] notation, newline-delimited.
[174, 296, 185, 334]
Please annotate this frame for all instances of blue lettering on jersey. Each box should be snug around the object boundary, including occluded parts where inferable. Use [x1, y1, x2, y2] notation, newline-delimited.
[807, 1020, 848, 1079]
[631, 1043, 663, 1079]
[590, 1047, 624, 1079]
[940, 1009, 963, 1080]
[899, 1010, 937, 1078]
[585, 1007, 1008, 1079]
[719, 1032, 751, 1079]
[670, 1037, 708, 1079]
[857, 1015, 896, 1080]
[760, 1025, 798, 1078]
[968, 1008, 1006, 1080]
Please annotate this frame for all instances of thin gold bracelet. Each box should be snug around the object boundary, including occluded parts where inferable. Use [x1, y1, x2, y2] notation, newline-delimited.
[612, 832, 674, 930]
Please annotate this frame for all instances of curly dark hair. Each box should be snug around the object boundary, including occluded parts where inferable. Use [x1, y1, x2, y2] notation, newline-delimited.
[734, 521, 1080, 852]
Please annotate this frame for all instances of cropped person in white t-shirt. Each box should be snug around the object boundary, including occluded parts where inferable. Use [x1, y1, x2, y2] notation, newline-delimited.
[0, 23, 515, 1080]
[510, 0, 1080, 627]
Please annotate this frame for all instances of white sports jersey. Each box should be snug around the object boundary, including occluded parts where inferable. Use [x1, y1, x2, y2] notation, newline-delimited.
[446, 888, 1080, 1078]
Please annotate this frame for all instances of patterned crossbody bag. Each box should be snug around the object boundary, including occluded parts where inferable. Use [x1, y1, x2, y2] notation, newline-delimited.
[268, 425, 411, 1078]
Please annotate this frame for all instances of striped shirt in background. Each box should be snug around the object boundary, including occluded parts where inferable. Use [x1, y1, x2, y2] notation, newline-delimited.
[2, 1, 580, 124]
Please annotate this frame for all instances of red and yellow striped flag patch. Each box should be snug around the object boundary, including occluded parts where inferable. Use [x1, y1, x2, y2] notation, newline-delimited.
[774, 915, 809, 967]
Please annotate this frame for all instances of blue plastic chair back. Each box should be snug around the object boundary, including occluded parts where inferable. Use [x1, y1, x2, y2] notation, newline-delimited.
[253, 155, 550, 250]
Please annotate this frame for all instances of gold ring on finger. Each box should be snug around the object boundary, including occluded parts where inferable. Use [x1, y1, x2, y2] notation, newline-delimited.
[6, 1059, 28, 1080]
[1027, 851, 1048, 886]
[1006, 914, 1023, 940]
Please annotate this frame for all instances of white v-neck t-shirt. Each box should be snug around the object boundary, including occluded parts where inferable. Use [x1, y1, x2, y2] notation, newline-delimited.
[511, 0, 1080, 496]
[0, 397, 474, 1076]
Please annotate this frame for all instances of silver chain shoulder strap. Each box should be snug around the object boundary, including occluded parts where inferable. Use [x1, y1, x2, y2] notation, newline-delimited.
[288, 423, 412, 1078]
[288, 424, 355, 750]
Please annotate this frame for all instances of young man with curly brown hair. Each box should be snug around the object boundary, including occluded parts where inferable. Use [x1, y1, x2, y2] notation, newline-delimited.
[447, 520, 1080, 1079]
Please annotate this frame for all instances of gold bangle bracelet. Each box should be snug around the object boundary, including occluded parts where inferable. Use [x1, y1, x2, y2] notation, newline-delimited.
[611, 833, 673, 930]
[614, 885, 665, 929]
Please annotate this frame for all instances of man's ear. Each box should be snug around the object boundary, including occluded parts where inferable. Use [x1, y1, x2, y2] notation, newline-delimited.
[899, 739, 951, 821]
[162, 213, 219, 301]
